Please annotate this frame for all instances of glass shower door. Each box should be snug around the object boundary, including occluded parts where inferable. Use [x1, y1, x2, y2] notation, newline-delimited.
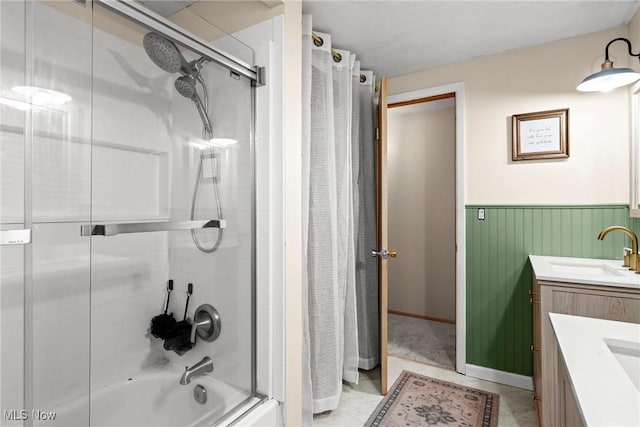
[1, 2, 27, 424]
[2, 1, 93, 426]
[87, 3, 257, 426]
[28, 2, 93, 426]
[1, 1, 257, 424]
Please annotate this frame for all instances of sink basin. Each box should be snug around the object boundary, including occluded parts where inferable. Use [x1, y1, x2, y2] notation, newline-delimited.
[530, 255, 640, 289]
[549, 261, 624, 277]
[605, 338, 640, 392]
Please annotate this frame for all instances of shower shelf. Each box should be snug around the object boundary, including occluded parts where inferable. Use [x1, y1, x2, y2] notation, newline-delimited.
[81, 219, 226, 237]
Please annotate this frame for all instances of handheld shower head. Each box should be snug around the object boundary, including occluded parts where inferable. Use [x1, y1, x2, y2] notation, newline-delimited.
[175, 75, 197, 99]
[143, 32, 191, 75]
[175, 76, 213, 136]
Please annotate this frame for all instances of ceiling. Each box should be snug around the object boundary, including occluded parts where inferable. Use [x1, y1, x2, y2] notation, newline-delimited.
[302, 1, 640, 77]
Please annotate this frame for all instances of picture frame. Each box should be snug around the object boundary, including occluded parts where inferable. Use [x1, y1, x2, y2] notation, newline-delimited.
[512, 108, 569, 161]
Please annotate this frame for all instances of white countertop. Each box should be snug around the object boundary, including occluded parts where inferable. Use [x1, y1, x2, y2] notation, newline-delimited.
[529, 255, 640, 289]
[550, 313, 640, 427]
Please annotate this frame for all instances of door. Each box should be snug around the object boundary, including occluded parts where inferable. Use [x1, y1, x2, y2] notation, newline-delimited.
[376, 76, 390, 394]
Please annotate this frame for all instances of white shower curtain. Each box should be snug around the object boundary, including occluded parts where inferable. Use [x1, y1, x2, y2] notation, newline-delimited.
[301, 15, 378, 424]
[355, 69, 379, 370]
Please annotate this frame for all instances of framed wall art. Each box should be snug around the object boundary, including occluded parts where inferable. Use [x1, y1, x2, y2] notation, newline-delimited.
[512, 108, 569, 161]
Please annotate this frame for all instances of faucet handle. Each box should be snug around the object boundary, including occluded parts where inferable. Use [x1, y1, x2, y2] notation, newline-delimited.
[624, 247, 632, 267]
[190, 304, 222, 344]
[190, 318, 212, 344]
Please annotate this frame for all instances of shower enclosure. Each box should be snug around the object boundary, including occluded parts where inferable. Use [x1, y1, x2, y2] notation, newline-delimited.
[1, 1, 261, 425]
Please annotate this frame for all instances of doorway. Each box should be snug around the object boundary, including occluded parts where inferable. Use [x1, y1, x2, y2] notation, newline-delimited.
[386, 93, 457, 370]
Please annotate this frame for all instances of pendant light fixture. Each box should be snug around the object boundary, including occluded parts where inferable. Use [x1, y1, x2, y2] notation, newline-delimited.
[577, 37, 640, 92]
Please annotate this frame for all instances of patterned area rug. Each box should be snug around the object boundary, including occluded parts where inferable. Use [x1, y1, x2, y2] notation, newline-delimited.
[364, 370, 499, 427]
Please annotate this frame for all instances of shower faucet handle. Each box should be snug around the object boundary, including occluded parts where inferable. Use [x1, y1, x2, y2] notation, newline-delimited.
[190, 318, 212, 344]
[190, 304, 222, 344]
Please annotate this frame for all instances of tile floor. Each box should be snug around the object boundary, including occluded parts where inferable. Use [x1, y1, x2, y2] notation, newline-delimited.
[388, 313, 456, 369]
[313, 313, 537, 426]
[313, 356, 538, 426]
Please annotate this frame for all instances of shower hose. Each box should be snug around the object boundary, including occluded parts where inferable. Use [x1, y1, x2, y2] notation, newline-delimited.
[190, 74, 223, 253]
[190, 148, 223, 253]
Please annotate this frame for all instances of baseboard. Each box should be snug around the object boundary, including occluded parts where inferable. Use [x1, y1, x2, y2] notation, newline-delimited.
[465, 364, 533, 391]
[388, 309, 455, 324]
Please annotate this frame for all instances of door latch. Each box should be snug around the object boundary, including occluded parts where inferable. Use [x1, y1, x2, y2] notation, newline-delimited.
[371, 249, 397, 259]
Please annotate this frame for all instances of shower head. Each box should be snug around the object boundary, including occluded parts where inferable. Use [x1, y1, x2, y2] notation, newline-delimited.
[175, 75, 197, 99]
[143, 32, 213, 137]
[143, 32, 191, 75]
[175, 76, 213, 136]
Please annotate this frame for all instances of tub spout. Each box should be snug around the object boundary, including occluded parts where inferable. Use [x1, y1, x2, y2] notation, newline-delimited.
[180, 356, 213, 385]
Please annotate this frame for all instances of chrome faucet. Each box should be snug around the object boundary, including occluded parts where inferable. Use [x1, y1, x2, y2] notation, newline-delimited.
[597, 226, 639, 270]
[180, 356, 213, 385]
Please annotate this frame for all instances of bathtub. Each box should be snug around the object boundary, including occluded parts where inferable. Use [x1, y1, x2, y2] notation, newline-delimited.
[49, 365, 277, 427]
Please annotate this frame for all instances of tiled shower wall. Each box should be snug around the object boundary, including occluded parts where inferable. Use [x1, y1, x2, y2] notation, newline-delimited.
[89, 19, 172, 392]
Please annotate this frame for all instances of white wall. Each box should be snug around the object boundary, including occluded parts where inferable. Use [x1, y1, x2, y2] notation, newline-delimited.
[387, 101, 456, 321]
[628, 7, 640, 48]
[389, 27, 633, 205]
[282, 2, 303, 425]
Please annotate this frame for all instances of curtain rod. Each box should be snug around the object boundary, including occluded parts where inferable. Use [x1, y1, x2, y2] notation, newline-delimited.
[311, 32, 369, 84]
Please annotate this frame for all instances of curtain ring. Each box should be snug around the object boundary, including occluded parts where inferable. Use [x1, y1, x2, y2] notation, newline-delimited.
[332, 51, 342, 63]
[312, 33, 323, 47]
[360, 74, 367, 83]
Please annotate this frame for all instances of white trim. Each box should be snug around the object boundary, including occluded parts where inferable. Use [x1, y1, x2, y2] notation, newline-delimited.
[387, 82, 466, 375]
[466, 364, 534, 391]
[630, 81, 640, 217]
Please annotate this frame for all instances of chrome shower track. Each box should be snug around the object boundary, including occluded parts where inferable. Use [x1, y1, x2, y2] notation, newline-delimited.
[95, 0, 261, 83]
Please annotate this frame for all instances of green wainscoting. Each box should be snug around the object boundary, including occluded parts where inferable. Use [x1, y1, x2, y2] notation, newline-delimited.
[465, 205, 630, 376]
[630, 216, 640, 236]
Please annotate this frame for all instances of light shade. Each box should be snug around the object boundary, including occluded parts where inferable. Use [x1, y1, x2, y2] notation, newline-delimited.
[577, 67, 640, 92]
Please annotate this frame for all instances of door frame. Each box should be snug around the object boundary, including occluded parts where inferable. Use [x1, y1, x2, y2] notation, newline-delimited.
[387, 82, 466, 374]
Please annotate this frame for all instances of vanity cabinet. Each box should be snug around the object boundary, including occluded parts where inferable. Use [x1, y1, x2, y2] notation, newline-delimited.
[532, 275, 640, 426]
[557, 348, 586, 427]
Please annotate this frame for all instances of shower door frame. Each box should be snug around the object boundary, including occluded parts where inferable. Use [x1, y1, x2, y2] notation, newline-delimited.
[4, 0, 264, 422]
[94, 0, 261, 83]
